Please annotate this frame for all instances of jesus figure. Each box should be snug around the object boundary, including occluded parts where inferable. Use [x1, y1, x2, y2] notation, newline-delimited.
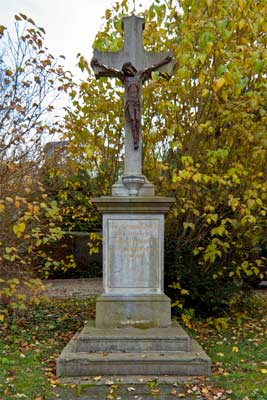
[91, 55, 172, 150]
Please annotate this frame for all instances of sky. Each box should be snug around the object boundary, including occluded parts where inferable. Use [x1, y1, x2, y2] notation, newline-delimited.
[1, 0, 154, 77]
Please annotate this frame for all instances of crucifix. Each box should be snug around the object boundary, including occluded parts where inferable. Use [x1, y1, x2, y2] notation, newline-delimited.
[57, 15, 211, 379]
[91, 15, 175, 179]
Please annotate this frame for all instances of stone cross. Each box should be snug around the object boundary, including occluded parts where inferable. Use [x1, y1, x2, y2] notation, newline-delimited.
[91, 15, 175, 177]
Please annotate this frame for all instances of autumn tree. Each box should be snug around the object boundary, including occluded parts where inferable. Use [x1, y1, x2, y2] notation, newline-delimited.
[0, 13, 73, 178]
[0, 14, 74, 320]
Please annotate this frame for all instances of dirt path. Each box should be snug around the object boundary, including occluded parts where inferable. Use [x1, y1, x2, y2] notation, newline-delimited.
[43, 278, 267, 299]
[43, 278, 103, 298]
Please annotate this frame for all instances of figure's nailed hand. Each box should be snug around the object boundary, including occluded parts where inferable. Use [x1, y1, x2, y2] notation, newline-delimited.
[91, 57, 100, 67]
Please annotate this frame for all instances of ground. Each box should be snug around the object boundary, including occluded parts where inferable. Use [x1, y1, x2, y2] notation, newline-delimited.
[43, 278, 102, 298]
[43, 279, 267, 299]
[1, 279, 267, 400]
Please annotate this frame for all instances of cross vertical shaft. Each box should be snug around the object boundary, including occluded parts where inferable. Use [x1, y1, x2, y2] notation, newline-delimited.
[124, 84, 142, 176]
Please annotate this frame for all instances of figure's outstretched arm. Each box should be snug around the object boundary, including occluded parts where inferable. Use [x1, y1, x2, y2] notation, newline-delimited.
[91, 58, 124, 82]
[141, 55, 173, 81]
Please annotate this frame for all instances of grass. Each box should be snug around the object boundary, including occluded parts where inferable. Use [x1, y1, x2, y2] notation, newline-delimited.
[195, 293, 267, 400]
[0, 298, 95, 399]
[0, 293, 266, 399]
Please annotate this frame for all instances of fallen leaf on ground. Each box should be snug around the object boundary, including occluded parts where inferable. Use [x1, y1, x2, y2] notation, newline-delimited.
[93, 375, 102, 381]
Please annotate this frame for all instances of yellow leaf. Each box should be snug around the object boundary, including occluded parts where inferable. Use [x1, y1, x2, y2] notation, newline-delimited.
[232, 346, 239, 353]
[0, 314, 5, 322]
[201, 88, 209, 97]
[206, 41, 214, 53]
[183, 222, 195, 231]
[85, 146, 93, 158]
[93, 376, 102, 381]
[211, 225, 227, 237]
[238, 19, 246, 30]
[33, 205, 40, 215]
[260, 369, 267, 374]
[5, 247, 15, 254]
[192, 172, 202, 183]
[105, 9, 111, 19]
[213, 77, 226, 93]
[198, 71, 205, 85]
[247, 199, 255, 209]
[13, 222, 26, 238]
[0, 204, 5, 213]
[238, 0, 245, 10]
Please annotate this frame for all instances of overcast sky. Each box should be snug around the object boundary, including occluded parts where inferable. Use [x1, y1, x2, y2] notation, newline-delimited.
[1, 0, 153, 77]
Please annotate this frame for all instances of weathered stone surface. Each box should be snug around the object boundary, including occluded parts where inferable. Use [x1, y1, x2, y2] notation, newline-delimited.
[57, 321, 211, 377]
[96, 294, 171, 328]
[92, 16, 175, 77]
[57, 334, 211, 377]
[107, 217, 159, 289]
[73, 320, 190, 352]
[92, 201, 173, 328]
[112, 175, 155, 197]
[92, 196, 175, 214]
[103, 214, 164, 295]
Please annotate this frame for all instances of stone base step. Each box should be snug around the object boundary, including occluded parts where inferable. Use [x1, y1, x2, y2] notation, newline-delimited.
[57, 339, 211, 377]
[74, 321, 190, 353]
[52, 376, 206, 400]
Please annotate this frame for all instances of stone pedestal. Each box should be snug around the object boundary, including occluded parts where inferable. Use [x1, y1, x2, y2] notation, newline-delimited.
[93, 196, 174, 328]
[56, 194, 212, 378]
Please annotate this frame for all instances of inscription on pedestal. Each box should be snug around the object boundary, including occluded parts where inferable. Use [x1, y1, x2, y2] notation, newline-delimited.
[103, 215, 164, 293]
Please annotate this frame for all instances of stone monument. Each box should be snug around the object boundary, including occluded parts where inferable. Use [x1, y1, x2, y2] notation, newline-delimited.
[57, 15, 211, 378]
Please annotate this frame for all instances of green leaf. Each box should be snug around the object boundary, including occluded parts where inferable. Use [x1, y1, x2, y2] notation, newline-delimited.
[217, 65, 228, 76]
[198, 31, 213, 52]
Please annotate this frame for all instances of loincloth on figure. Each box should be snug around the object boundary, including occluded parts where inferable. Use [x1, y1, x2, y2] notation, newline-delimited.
[125, 100, 141, 121]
